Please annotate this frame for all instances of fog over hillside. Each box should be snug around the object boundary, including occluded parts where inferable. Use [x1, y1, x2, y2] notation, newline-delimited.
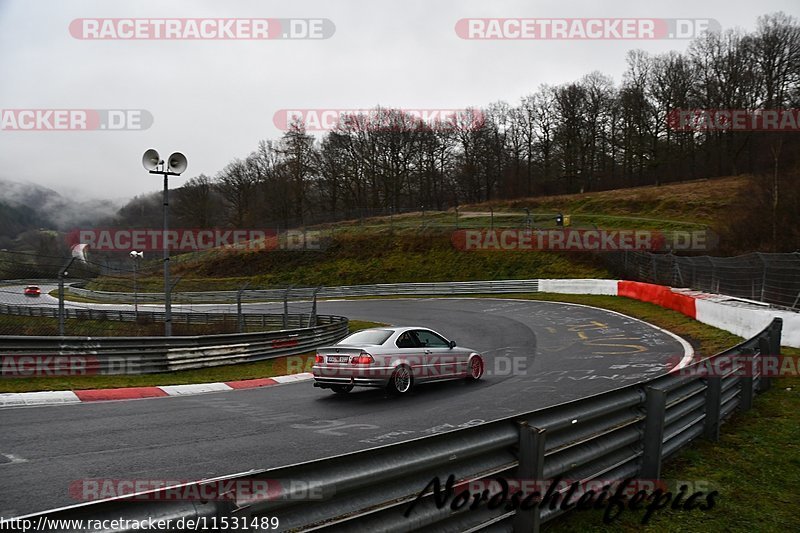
[0, 177, 121, 235]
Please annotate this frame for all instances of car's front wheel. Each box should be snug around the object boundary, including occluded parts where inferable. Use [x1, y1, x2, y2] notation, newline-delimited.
[331, 384, 354, 394]
[467, 355, 484, 381]
[388, 365, 414, 395]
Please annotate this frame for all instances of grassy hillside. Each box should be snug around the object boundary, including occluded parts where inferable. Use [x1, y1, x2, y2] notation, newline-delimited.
[88, 233, 608, 292]
[472, 176, 745, 227]
[85, 176, 746, 292]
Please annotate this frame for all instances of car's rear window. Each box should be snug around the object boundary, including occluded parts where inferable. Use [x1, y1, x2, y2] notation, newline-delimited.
[337, 329, 393, 345]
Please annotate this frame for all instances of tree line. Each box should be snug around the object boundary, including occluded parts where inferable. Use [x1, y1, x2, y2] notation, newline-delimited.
[117, 12, 799, 232]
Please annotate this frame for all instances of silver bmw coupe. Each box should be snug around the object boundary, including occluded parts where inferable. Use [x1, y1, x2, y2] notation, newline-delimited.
[312, 326, 484, 395]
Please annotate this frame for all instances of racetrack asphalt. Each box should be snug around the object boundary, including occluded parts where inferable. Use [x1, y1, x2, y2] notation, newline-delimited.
[0, 296, 690, 518]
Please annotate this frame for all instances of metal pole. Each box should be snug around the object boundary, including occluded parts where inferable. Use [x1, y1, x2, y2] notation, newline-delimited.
[237, 282, 250, 333]
[310, 287, 320, 327]
[133, 258, 138, 320]
[163, 174, 172, 337]
[58, 271, 65, 336]
[237, 291, 244, 333]
[283, 287, 291, 329]
[57, 257, 75, 336]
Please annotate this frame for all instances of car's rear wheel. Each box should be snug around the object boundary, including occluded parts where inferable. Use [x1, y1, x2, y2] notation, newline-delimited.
[467, 356, 484, 381]
[331, 384, 354, 394]
[388, 365, 414, 395]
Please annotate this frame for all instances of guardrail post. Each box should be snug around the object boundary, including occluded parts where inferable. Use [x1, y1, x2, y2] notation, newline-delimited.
[237, 282, 250, 333]
[704, 377, 722, 442]
[513, 422, 545, 533]
[740, 348, 755, 411]
[758, 337, 772, 392]
[283, 287, 291, 329]
[641, 387, 667, 480]
[769, 317, 782, 359]
[756, 252, 767, 302]
[310, 287, 320, 327]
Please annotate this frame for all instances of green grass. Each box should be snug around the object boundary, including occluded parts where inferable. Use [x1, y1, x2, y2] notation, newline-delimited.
[0, 319, 384, 393]
[75, 178, 749, 295]
[477, 176, 745, 227]
[545, 357, 800, 532]
[84, 234, 610, 293]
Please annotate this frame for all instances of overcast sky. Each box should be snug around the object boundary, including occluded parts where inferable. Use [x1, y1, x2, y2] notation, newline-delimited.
[1, 0, 798, 202]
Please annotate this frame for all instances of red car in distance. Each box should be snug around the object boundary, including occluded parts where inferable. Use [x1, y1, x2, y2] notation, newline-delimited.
[24, 285, 41, 297]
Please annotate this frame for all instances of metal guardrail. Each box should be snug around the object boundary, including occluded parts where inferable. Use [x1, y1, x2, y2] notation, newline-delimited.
[15, 318, 782, 532]
[66, 279, 542, 303]
[0, 314, 348, 375]
[0, 303, 317, 329]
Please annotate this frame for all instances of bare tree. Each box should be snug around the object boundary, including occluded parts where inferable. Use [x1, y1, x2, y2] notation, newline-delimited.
[217, 159, 258, 227]
[173, 174, 219, 227]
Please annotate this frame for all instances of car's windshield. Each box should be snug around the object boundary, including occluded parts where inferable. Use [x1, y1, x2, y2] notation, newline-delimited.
[337, 329, 393, 345]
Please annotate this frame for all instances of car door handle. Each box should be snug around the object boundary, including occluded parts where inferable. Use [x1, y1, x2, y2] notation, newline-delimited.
[424, 350, 432, 354]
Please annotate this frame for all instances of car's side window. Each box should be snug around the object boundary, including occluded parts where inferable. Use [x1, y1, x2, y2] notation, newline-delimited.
[396, 332, 418, 349]
[413, 330, 449, 348]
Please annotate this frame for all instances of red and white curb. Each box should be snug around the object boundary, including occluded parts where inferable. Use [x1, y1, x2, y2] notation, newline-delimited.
[541, 279, 799, 348]
[0, 372, 313, 408]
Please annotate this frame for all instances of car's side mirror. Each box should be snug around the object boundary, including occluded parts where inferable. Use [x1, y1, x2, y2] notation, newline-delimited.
[448, 340, 456, 349]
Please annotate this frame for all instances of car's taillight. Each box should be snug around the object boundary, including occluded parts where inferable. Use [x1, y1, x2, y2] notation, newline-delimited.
[351, 351, 374, 365]
[314, 354, 323, 364]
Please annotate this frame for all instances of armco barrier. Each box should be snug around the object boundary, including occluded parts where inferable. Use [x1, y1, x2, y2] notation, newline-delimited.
[62, 277, 800, 347]
[15, 318, 783, 532]
[0, 314, 348, 375]
[66, 279, 542, 303]
[0, 303, 317, 330]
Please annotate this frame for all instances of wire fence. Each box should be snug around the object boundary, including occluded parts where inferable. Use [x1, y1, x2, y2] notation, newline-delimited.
[606, 251, 800, 309]
[0, 251, 320, 336]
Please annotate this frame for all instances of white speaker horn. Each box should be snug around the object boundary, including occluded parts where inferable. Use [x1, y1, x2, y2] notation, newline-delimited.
[167, 152, 188, 174]
[142, 149, 161, 171]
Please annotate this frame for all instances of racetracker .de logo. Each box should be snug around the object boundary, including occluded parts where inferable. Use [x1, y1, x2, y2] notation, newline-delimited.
[68, 479, 325, 503]
[451, 229, 713, 252]
[455, 18, 720, 40]
[66, 228, 324, 252]
[0, 109, 152, 131]
[69, 18, 335, 40]
[273, 108, 486, 132]
[667, 109, 800, 131]
[1, 356, 99, 377]
[669, 354, 799, 378]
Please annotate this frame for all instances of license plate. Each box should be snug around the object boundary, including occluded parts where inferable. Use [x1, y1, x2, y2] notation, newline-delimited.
[327, 355, 350, 363]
